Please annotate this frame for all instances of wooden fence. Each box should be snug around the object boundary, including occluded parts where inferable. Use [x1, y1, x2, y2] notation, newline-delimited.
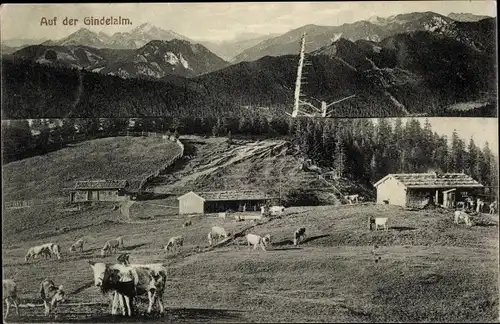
[137, 138, 185, 193]
[4, 197, 66, 209]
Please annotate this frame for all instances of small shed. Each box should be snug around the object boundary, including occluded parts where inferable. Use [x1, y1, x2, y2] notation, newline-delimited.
[70, 180, 129, 203]
[177, 190, 275, 215]
[373, 172, 483, 208]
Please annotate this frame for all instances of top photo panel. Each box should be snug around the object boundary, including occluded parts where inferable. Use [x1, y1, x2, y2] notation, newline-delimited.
[1, 2, 497, 119]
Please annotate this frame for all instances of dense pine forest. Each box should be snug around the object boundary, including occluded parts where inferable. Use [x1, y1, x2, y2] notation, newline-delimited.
[2, 53, 496, 119]
[2, 117, 497, 198]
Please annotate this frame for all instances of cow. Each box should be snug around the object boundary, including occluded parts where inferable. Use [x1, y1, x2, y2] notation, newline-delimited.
[164, 236, 184, 252]
[25, 243, 61, 262]
[245, 233, 270, 251]
[69, 239, 84, 253]
[454, 210, 473, 226]
[101, 237, 124, 256]
[374, 218, 388, 231]
[117, 253, 130, 266]
[269, 206, 286, 216]
[344, 194, 359, 204]
[293, 227, 306, 246]
[183, 220, 192, 227]
[208, 226, 229, 246]
[3, 279, 20, 320]
[489, 201, 497, 215]
[88, 261, 167, 316]
[39, 279, 65, 316]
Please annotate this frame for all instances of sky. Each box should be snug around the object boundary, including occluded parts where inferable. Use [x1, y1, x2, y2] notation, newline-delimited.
[1, 1, 497, 42]
[376, 118, 498, 156]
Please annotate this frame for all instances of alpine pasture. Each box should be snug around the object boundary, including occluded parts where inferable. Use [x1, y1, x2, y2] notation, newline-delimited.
[2, 136, 499, 323]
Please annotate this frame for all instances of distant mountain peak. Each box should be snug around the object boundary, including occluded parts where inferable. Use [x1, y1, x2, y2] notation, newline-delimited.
[131, 22, 159, 34]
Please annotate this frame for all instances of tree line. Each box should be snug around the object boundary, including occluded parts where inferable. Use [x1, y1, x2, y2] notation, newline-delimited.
[2, 117, 497, 198]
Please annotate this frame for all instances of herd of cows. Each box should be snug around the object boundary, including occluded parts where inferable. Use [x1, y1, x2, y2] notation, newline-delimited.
[3, 200, 497, 321]
[2, 212, 309, 321]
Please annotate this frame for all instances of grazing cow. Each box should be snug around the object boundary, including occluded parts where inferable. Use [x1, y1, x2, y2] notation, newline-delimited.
[246, 233, 270, 251]
[374, 218, 388, 231]
[208, 226, 229, 246]
[344, 194, 359, 204]
[3, 279, 20, 320]
[164, 236, 184, 252]
[117, 253, 130, 266]
[69, 239, 84, 253]
[39, 279, 65, 316]
[183, 220, 192, 227]
[101, 237, 124, 256]
[269, 206, 286, 216]
[490, 201, 498, 214]
[293, 227, 306, 246]
[454, 210, 473, 226]
[25, 243, 61, 262]
[88, 261, 167, 316]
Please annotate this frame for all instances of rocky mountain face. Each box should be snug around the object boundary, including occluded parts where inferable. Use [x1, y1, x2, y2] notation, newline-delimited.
[12, 39, 229, 78]
[232, 12, 494, 63]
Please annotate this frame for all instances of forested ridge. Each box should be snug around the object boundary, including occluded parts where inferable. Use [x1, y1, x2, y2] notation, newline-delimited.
[2, 117, 497, 198]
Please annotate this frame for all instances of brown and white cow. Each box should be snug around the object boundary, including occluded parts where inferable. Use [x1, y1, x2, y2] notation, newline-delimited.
[164, 236, 184, 252]
[39, 279, 65, 316]
[25, 243, 61, 262]
[88, 261, 167, 316]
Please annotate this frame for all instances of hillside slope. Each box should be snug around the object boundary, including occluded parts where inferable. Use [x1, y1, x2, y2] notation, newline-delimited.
[147, 136, 373, 205]
[2, 136, 181, 201]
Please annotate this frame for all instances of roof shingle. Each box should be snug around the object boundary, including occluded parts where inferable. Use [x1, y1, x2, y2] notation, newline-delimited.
[193, 190, 273, 201]
[74, 180, 128, 190]
[376, 173, 483, 189]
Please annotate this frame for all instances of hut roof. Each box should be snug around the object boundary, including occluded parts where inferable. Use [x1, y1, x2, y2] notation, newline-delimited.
[178, 190, 274, 201]
[74, 180, 128, 190]
[374, 173, 483, 189]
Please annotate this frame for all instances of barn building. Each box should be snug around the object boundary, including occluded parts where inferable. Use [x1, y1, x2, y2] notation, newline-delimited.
[70, 180, 130, 203]
[177, 190, 275, 215]
[373, 173, 483, 208]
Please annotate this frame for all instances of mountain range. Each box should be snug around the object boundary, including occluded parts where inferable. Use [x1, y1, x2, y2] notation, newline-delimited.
[12, 39, 229, 78]
[2, 11, 497, 118]
[41, 23, 194, 49]
[24, 24, 278, 62]
[233, 12, 494, 62]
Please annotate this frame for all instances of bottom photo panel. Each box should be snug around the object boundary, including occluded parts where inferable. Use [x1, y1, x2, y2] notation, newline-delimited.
[2, 116, 498, 323]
